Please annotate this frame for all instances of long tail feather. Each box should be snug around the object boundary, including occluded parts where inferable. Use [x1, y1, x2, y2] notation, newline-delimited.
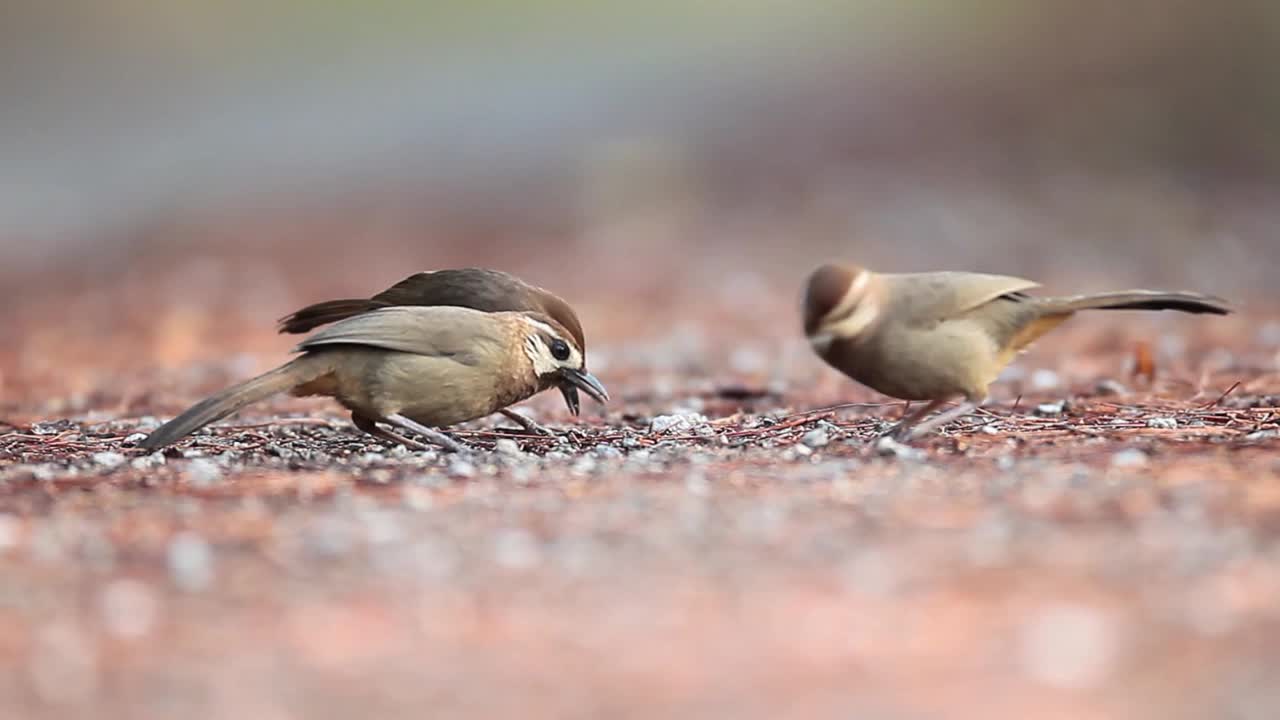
[1045, 290, 1231, 315]
[139, 356, 327, 449]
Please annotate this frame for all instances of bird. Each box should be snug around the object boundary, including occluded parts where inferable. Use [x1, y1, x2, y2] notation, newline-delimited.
[277, 268, 591, 434]
[802, 263, 1231, 440]
[139, 305, 608, 453]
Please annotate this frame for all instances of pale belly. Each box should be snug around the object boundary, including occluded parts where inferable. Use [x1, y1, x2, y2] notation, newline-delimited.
[319, 349, 539, 428]
[824, 321, 999, 401]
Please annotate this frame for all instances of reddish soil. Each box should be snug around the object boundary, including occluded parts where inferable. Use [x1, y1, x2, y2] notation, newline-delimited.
[2, 254, 1278, 720]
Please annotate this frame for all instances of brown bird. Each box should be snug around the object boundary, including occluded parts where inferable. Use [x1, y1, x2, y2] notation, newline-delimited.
[803, 263, 1231, 440]
[278, 268, 590, 433]
[139, 306, 608, 452]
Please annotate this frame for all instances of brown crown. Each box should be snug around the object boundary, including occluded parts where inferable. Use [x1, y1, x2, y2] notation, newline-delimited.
[803, 263, 860, 335]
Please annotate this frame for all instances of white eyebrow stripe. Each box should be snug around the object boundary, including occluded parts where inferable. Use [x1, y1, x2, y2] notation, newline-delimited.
[823, 269, 870, 324]
[520, 317, 558, 336]
[824, 292, 881, 341]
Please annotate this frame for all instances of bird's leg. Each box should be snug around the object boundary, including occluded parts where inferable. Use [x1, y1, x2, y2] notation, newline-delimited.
[883, 399, 946, 440]
[382, 413, 469, 454]
[351, 412, 434, 451]
[499, 409, 556, 436]
[902, 397, 985, 440]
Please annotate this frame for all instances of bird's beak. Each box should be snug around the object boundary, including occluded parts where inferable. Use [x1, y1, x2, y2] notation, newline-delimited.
[557, 368, 609, 412]
[558, 384, 581, 416]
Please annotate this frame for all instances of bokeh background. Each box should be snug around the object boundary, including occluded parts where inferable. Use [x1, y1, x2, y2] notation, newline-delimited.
[5, 0, 1279, 286]
[3, 4, 1280, 720]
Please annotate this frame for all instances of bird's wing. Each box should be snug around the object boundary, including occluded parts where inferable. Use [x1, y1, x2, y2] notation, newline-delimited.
[295, 306, 506, 366]
[886, 272, 1041, 326]
[370, 269, 525, 311]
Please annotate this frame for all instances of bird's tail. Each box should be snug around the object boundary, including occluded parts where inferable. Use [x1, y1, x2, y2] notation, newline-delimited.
[139, 355, 330, 449]
[277, 299, 385, 334]
[1042, 290, 1232, 315]
[1000, 289, 1231, 362]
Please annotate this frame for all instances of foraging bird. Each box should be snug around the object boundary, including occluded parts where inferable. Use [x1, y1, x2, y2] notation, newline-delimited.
[803, 263, 1231, 440]
[139, 306, 608, 452]
[278, 268, 590, 432]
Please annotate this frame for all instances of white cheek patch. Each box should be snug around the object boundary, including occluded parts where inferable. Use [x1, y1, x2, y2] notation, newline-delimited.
[824, 294, 881, 342]
[824, 270, 869, 323]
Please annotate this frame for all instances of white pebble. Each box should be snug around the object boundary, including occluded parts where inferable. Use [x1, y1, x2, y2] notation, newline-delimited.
[1095, 379, 1128, 396]
[874, 436, 923, 460]
[1031, 369, 1061, 390]
[447, 460, 476, 479]
[91, 452, 126, 469]
[685, 472, 710, 496]
[99, 579, 159, 639]
[649, 412, 709, 435]
[167, 532, 214, 592]
[1019, 604, 1119, 689]
[185, 458, 222, 487]
[0, 514, 20, 550]
[1111, 449, 1148, 468]
[493, 439, 523, 456]
[801, 429, 830, 448]
[1035, 401, 1066, 417]
[1146, 417, 1178, 430]
[492, 529, 541, 569]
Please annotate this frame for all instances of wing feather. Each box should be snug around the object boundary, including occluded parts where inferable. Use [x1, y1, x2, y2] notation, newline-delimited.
[884, 272, 1041, 326]
[295, 306, 506, 366]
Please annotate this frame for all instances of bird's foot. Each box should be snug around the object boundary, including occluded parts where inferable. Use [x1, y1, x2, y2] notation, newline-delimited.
[500, 409, 557, 437]
[381, 413, 470, 454]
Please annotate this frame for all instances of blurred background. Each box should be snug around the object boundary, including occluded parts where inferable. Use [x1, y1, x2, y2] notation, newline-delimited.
[4, 0, 1279, 283]
[2, 0, 1278, 390]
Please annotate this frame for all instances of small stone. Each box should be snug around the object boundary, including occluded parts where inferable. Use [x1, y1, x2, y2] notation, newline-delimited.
[0, 514, 21, 550]
[99, 579, 159, 639]
[980, 424, 1001, 435]
[492, 529, 540, 569]
[1111, 449, 1148, 468]
[1146, 417, 1178, 430]
[31, 420, 75, 436]
[685, 472, 710, 496]
[123, 432, 148, 445]
[1031, 369, 1061, 390]
[1035, 401, 1066, 417]
[1019, 604, 1119, 689]
[801, 429, 830, 448]
[31, 464, 61, 482]
[185, 459, 222, 487]
[1245, 429, 1278, 442]
[91, 452, 127, 469]
[167, 532, 214, 592]
[592, 444, 623, 459]
[130, 452, 166, 471]
[447, 460, 476, 479]
[493, 439, 523, 456]
[1095, 379, 1128, 396]
[875, 436, 923, 460]
[649, 412, 709, 435]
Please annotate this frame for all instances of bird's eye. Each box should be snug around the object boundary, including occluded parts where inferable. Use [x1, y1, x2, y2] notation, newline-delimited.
[550, 339, 571, 361]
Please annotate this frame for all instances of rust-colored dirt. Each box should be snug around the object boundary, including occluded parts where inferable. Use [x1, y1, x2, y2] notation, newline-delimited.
[2, 254, 1279, 720]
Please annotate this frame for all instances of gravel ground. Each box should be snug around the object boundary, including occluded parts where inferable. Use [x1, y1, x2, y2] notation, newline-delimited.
[2, 262, 1279, 720]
